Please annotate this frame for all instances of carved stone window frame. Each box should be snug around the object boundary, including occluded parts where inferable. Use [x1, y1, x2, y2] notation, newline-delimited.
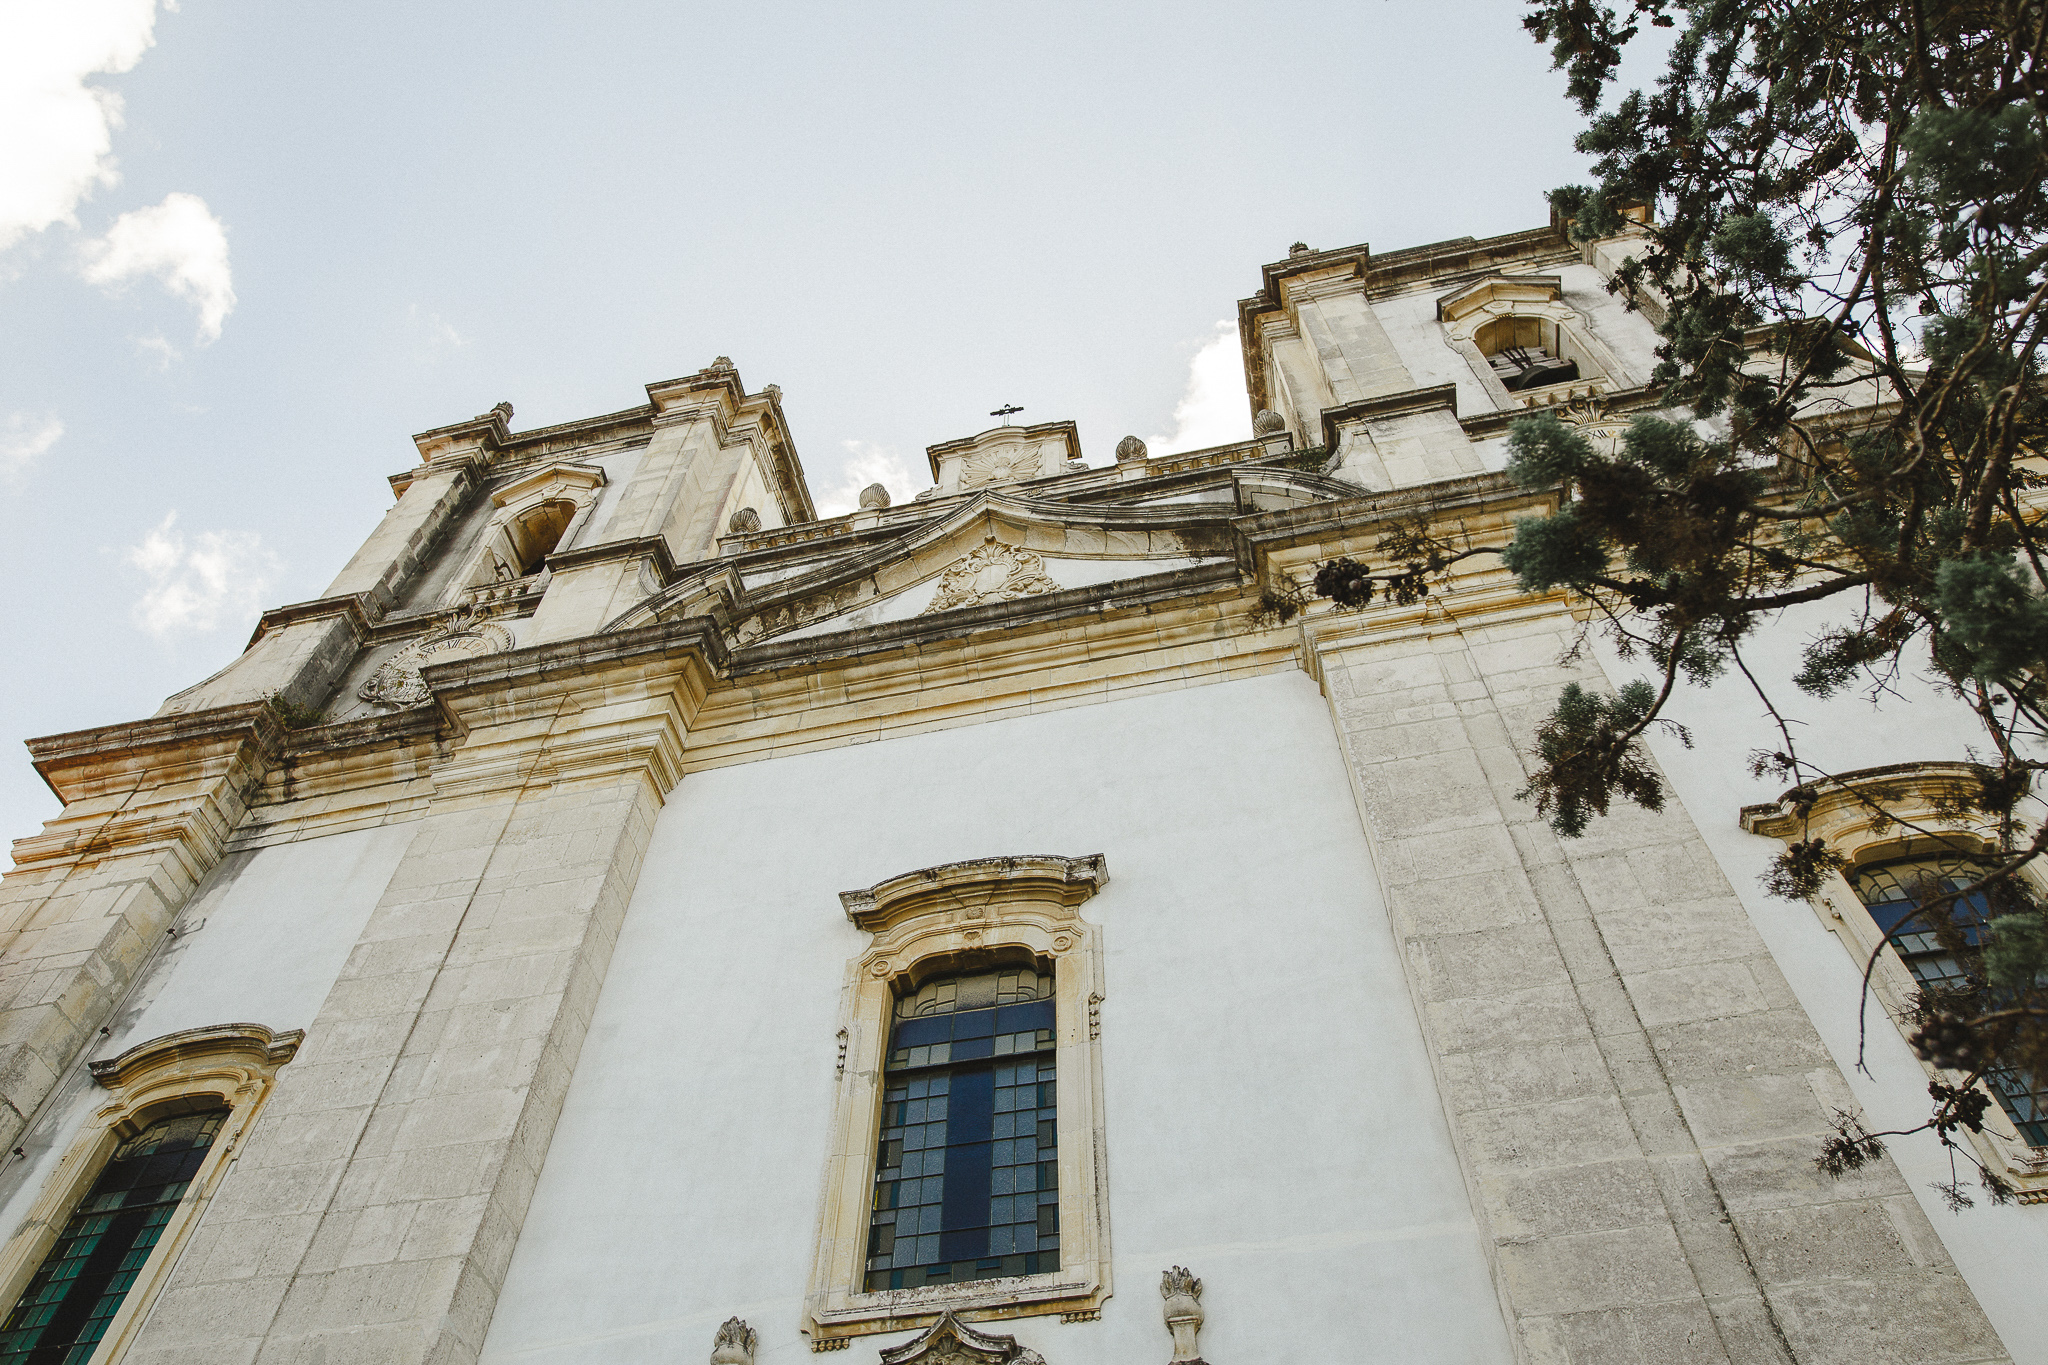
[1742, 762, 2048, 1200]
[804, 855, 1112, 1349]
[452, 462, 608, 604]
[1436, 275, 1634, 408]
[0, 1023, 302, 1363]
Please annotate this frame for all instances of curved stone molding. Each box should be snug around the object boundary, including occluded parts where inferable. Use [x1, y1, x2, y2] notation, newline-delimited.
[1740, 760, 2003, 858]
[878, 1311, 1045, 1365]
[920, 542, 1061, 617]
[359, 616, 516, 710]
[840, 854, 1109, 933]
[88, 1022, 303, 1091]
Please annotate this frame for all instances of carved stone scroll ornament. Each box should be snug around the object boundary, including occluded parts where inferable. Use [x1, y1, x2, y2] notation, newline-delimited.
[877, 1312, 1045, 1365]
[710, 1317, 757, 1365]
[1161, 1266, 1205, 1364]
[357, 616, 515, 710]
[919, 541, 1061, 617]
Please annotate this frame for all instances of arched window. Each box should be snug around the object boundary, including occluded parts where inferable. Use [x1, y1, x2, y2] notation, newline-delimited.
[866, 965, 1058, 1291]
[0, 1106, 229, 1364]
[1849, 855, 2048, 1146]
[1474, 315, 1582, 392]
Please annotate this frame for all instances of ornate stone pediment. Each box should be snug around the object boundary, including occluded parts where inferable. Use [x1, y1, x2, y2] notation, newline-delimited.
[920, 541, 1060, 616]
[359, 616, 515, 710]
[878, 1312, 1045, 1365]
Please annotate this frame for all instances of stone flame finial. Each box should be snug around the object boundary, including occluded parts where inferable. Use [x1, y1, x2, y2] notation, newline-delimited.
[858, 483, 892, 510]
[711, 1317, 756, 1365]
[1161, 1266, 1204, 1363]
[1252, 409, 1287, 436]
[1115, 435, 1149, 463]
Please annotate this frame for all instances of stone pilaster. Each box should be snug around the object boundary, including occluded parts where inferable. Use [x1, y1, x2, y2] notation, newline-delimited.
[1308, 602, 2010, 1365]
[0, 707, 278, 1158]
[120, 634, 707, 1365]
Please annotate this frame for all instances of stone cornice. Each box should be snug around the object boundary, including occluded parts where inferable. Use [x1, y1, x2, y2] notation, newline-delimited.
[246, 593, 383, 649]
[27, 703, 283, 805]
[728, 563, 1243, 677]
[420, 616, 729, 709]
[543, 534, 680, 580]
[1319, 383, 1460, 452]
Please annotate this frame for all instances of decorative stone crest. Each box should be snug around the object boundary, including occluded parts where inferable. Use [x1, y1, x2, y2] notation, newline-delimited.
[729, 507, 762, 533]
[920, 541, 1061, 617]
[860, 483, 892, 510]
[358, 615, 515, 710]
[877, 1312, 1045, 1365]
[1115, 435, 1149, 463]
[1252, 408, 1287, 435]
[1161, 1267, 1204, 1363]
[711, 1317, 757, 1365]
[961, 441, 1052, 488]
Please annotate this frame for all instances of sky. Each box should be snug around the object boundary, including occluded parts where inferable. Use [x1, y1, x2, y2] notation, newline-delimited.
[0, 0, 1621, 856]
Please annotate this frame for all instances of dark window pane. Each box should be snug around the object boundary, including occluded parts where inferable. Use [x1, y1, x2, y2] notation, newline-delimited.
[866, 969, 1058, 1295]
[0, 1109, 227, 1365]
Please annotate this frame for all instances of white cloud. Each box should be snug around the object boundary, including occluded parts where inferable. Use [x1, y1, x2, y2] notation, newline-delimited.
[80, 191, 234, 341]
[0, 0, 165, 251]
[816, 438, 921, 517]
[0, 411, 62, 484]
[136, 330, 176, 368]
[126, 511, 279, 639]
[408, 304, 467, 352]
[1146, 320, 1250, 457]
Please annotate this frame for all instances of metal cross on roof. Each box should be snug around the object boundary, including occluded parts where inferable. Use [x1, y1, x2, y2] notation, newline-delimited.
[990, 404, 1023, 426]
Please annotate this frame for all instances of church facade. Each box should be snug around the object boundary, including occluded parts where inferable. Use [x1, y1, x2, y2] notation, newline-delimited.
[0, 206, 2040, 1365]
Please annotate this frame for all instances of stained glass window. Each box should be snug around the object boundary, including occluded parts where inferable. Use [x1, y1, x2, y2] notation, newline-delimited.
[1851, 857, 2048, 1146]
[865, 966, 1057, 1292]
[0, 1108, 227, 1365]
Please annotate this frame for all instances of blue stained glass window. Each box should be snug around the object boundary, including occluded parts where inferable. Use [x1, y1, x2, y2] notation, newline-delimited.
[867, 967, 1058, 1292]
[1851, 857, 2048, 1146]
[0, 1108, 227, 1365]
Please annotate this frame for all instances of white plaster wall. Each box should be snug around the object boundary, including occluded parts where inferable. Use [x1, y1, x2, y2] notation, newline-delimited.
[1372, 288, 1494, 414]
[567, 446, 649, 548]
[1593, 604, 2048, 1361]
[480, 673, 1514, 1365]
[778, 557, 1208, 641]
[1556, 262, 1661, 387]
[0, 824, 416, 1247]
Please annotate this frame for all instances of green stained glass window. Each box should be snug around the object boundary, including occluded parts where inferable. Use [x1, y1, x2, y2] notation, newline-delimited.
[866, 967, 1058, 1292]
[0, 1108, 227, 1365]
[1851, 857, 2048, 1146]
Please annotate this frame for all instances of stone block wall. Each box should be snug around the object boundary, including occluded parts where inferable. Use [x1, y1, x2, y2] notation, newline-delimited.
[1309, 603, 2011, 1365]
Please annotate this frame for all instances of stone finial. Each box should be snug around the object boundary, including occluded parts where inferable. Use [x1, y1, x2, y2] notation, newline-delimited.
[489, 401, 514, 422]
[729, 507, 761, 534]
[858, 483, 891, 510]
[1288, 241, 1311, 257]
[710, 355, 736, 372]
[1252, 409, 1287, 436]
[1162, 1267, 1204, 1363]
[711, 1317, 757, 1365]
[1115, 435, 1149, 464]
[763, 383, 783, 401]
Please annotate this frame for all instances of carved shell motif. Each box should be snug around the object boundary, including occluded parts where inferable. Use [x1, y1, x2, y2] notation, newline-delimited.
[919, 541, 1061, 617]
[358, 619, 515, 710]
